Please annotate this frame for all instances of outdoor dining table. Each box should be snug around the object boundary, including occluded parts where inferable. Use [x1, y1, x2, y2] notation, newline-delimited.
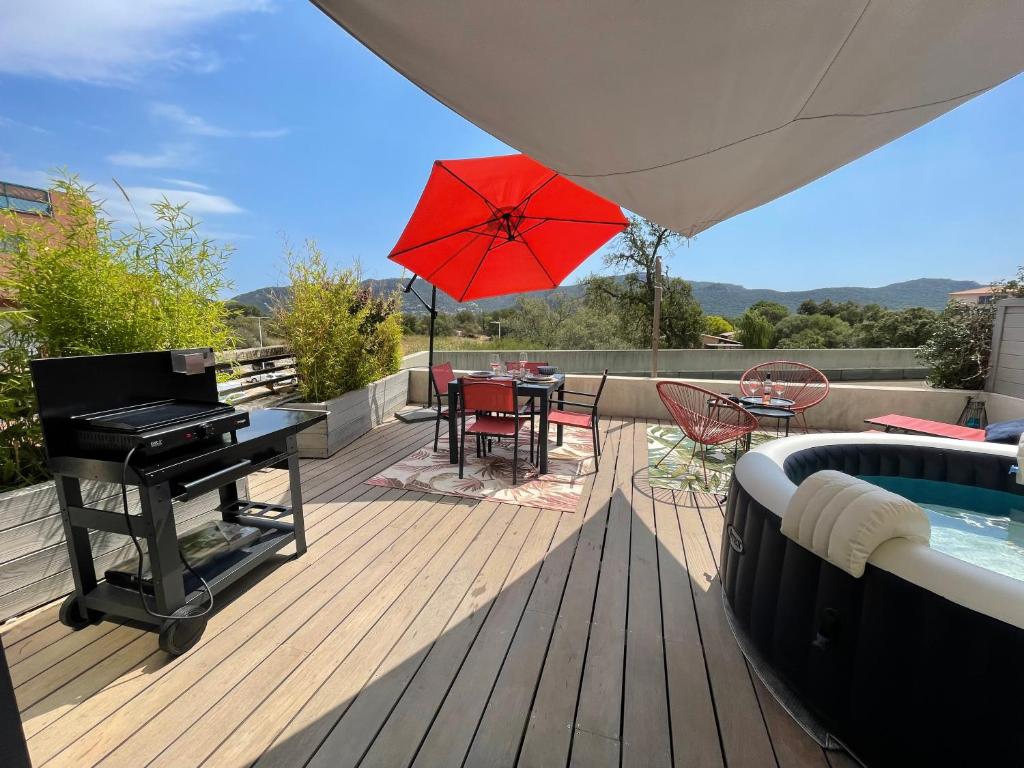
[447, 374, 566, 474]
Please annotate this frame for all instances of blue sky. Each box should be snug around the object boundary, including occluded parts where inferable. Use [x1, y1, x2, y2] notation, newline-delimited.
[1, 1, 1021, 298]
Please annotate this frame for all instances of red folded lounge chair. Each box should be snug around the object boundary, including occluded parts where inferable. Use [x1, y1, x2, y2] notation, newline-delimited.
[864, 414, 985, 441]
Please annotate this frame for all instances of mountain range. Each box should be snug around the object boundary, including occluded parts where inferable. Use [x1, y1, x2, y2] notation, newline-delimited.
[230, 277, 980, 317]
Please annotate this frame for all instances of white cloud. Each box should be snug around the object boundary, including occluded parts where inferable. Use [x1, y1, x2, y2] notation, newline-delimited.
[107, 144, 195, 169]
[150, 103, 288, 139]
[0, 115, 50, 134]
[99, 182, 244, 224]
[160, 178, 210, 191]
[0, 153, 51, 188]
[0, 1, 271, 84]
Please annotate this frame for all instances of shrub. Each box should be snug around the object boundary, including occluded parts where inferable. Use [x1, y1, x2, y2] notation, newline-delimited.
[0, 174, 235, 491]
[918, 301, 996, 390]
[274, 241, 402, 402]
[736, 311, 774, 349]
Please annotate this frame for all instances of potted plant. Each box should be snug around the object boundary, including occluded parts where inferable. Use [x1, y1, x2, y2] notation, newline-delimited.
[273, 242, 404, 458]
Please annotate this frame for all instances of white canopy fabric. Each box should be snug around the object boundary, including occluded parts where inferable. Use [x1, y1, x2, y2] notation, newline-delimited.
[313, 1, 1024, 237]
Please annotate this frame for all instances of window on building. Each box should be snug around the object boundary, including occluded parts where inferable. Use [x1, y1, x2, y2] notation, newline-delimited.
[0, 182, 52, 216]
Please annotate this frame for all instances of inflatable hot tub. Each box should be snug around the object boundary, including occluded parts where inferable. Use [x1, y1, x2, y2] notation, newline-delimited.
[722, 433, 1023, 768]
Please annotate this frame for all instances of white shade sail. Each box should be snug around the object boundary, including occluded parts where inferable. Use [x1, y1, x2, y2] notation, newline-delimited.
[313, 0, 1024, 236]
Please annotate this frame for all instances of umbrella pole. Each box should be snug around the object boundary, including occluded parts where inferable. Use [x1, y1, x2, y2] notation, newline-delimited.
[397, 277, 443, 423]
[428, 285, 437, 369]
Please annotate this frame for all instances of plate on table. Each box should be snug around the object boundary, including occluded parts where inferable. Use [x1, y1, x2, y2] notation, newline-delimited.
[524, 374, 557, 383]
[468, 371, 494, 378]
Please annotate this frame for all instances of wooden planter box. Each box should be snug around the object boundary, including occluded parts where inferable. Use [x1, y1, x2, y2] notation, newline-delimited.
[288, 369, 410, 458]
[0, 477, 245, 623]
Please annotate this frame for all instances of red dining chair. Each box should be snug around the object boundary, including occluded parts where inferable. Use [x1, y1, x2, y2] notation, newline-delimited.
[430, 362, 460, 452]
[546, 369, 608, 468]
[459, 378, 529, 485]
[739, 360, 829, 432]
[656, 381, 758, 483]
[504, 361, 548, 463]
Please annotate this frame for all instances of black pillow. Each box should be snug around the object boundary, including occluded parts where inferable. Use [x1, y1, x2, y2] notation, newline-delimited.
[984, 418, 1024, 444]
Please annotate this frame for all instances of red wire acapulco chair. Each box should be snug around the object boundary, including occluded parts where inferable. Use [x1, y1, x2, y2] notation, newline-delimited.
[546, 369, 608, 469]
[430, 362, 461, 452]
[739, 361, 829, 433]
[655, 381, 758, 485]
[459, 378, 530, 485]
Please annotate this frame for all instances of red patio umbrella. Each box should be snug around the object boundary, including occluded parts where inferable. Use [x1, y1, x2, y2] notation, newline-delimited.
[389, 153, 627, 302]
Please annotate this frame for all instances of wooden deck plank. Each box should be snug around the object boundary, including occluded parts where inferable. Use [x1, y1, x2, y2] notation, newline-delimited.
[97, 497, 483, 768]
[462, 420, 629, 768]
[516, 418, 627, 768]
[404, 507, 563, 768]
[152, 503, 519, 768]
[35, 492, 456, 767]
[23, 487, 425, 763]
[247, 502, 503, 768]
[650, 478, 723, 767]
[570, 419, 635, 748]
[306, 505, 540, 768]
[674, 492, 777, 768]
[621, 418, 673, 768]
[11, 417, 836, 768]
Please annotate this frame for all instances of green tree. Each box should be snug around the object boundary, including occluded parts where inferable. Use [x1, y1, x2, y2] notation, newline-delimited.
[797, 299, 819, 315]
[857, 307, 938, 348]
[736, 311, 774, 349]
[703, 315, 734, 336]
[584, 216, 703, 348]
[774, 314, 853, 349]
[747, 300, 789, 325]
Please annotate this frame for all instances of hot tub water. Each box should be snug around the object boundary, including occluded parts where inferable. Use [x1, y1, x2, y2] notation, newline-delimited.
[860, 476, 1024, 582]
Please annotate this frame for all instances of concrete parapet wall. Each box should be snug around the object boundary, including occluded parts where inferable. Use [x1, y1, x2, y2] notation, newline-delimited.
[429, 348, 925, 380]
[406, 369, 1024, 432]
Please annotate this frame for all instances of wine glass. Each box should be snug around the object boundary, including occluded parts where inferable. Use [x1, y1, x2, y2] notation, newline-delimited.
[774, 381, 786, 402]
[489, 353, 500, 376]
[519, 351, 528, 377]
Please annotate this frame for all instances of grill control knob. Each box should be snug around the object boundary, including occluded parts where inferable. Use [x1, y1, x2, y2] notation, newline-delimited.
[198, 422, 215, 438]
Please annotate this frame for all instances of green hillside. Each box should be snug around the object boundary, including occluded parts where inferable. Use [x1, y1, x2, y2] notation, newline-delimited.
[231, 276, 981, 317]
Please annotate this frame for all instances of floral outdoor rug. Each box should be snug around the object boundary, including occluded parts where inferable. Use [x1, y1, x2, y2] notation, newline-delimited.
[647, 424, 777, 493]
[367, 422, 595, 512]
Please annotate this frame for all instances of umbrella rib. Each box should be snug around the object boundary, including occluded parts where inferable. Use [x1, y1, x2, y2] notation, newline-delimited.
[515, 172, 559, 213]
[422, 229, 488, 284]
[389, 216, 501, 258]
[436, 162, 500, 216]
[458, 230, 501, 302]
[519, 234, 558, 288]
[519, 215, 627, 226]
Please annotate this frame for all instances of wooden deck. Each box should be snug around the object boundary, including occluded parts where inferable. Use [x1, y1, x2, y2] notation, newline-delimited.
[3, 417, 858, 768]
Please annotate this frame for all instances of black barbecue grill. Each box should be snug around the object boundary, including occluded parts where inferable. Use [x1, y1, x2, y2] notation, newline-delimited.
[30, 348, 325, 656]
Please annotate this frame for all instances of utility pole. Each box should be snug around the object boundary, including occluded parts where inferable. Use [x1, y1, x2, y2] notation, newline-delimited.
[490, 320, 502, 340]
[651, 254, 663, 377]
